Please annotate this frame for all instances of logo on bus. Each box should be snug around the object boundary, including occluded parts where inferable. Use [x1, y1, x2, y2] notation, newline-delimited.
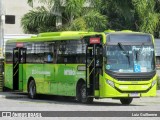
[64, 69, 76, 75]
[32, 70, 51, 76]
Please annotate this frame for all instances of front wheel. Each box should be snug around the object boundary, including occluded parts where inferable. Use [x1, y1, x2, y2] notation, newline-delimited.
[78, 84, 93, 104]
[28, 80, 37, 99]
[120, 98, 133, 105]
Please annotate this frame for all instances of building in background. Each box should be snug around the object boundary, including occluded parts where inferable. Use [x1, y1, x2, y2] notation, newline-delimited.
[155, 39, 160, 68]
[2, 0, 31, 34]
[0, 0, 33, 57]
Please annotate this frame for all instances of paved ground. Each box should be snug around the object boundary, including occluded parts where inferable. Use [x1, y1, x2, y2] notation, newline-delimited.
[1, 71, 160, 120]
[0, 90, 160, 120]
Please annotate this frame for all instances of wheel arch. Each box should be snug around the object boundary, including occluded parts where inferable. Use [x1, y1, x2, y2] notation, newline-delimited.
[76, 78, 85, 98]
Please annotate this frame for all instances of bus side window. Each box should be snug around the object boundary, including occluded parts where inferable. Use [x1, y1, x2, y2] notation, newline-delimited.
[47, 54, 52, 62]
[43, 43, 57, 63]
[53, 49, 58, 63]
[64, 58, 67, 63]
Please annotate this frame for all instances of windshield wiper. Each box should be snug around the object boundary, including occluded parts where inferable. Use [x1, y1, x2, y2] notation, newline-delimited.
[135, 43, 144, 60]
[118, 42, 130, 65]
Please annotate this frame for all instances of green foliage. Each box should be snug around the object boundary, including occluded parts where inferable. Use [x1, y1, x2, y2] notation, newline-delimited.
[25, 0, 160, 36]
[61, 17, 87, 31]
[132, 0, 160, 34]
[23, 0, 107, 33]
[65, 0, 85, 17]
[61, 10, 107, 31]
[139, 13, 159, 34]
[103, 0, 135, 30]
[83, 10, 107, 31]
[21, 7, 57, 33]
[27, 0, 33, 7]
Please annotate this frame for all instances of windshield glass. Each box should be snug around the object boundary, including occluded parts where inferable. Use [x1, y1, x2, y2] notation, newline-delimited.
[105, 45, 155, 73]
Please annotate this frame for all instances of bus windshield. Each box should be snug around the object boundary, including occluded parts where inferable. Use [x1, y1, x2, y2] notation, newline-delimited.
[105, 45, 155, 73]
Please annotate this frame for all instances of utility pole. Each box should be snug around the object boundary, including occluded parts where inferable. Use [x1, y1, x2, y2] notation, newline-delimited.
[0, 0, 4, 58]
[0, 0, 4, 92]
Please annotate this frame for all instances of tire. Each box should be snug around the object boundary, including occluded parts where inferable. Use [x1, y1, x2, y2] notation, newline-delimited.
[28, 80, 36, 99]
[120, 98, 133, 105]
[78, 84, 93, 104]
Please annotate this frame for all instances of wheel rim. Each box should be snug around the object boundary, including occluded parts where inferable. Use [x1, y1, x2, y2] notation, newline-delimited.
[81, 86, 86, 100]
[29, 82, 35, 97]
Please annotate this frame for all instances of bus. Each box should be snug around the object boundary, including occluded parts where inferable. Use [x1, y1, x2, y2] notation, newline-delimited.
[4, 31, 157, 105]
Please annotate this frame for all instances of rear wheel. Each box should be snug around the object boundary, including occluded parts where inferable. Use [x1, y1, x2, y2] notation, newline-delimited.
[28, 80, 36, 99]
[120, 98, 133, 105]
[78, 84, 93, 104]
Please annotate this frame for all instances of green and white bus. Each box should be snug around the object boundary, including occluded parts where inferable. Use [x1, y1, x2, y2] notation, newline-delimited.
[4, 31, 157, 104]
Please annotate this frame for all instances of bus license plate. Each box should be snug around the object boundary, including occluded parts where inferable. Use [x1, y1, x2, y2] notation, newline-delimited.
[129, 93, 139, 97]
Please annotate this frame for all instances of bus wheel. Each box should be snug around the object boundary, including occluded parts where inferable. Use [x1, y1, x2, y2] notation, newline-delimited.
[28, 80, 36, 99]
[120, 98, 133, 105]
[79, 84, 93, 104]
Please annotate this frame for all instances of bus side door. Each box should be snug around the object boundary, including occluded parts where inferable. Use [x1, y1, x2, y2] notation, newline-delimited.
[13, 47, 26, 91]
[86, 36, 103, 97]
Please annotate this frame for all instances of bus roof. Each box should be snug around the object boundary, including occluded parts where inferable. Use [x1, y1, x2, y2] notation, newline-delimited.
[107, 32, 151, 35]
[38, 31, 96, 37]
[105, 30, 152, 36]
[6, 31, 104, 43]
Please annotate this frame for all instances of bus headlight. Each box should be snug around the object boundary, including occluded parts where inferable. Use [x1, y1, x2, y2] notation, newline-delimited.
[152, 80, 157, 87]
[106, 80, 115, 88]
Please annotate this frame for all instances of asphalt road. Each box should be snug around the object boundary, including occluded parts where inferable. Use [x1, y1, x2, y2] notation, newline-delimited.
[0, 91, 160, 120]
[0, 70, 160, 120]
[0, 91, 159, 111]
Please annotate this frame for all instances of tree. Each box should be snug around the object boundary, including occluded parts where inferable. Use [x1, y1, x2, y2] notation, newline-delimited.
[132, 0, 159, 35]
[21, 0, 107, 33]
[100, 0, 135, 30]
[23, 0, 160, 37]
[21, 6, 57, 33]
[154, 0, 160, 37]
[100, 0, 160, 36]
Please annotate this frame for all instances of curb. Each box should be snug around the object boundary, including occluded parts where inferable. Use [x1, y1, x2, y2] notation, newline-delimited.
[0, 92, 28, 99]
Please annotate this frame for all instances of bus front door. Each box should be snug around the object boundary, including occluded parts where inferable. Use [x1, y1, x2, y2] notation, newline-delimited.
[86, 43, 103, 97]
[13, 48, 26, 90]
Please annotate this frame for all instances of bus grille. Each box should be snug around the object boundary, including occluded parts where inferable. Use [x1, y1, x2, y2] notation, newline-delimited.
[117, 78, 150, 81]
